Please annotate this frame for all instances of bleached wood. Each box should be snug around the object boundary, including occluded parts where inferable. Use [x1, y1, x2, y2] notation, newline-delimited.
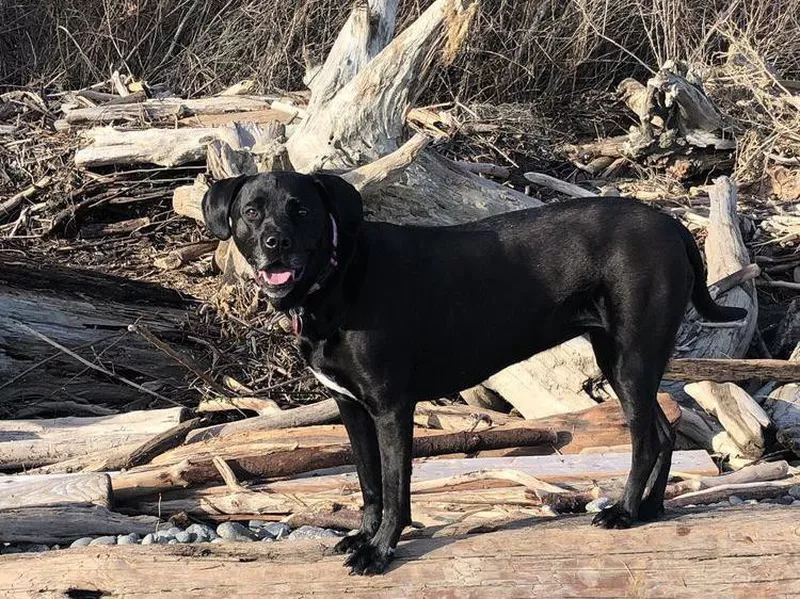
[0, 473, 111, 509]
[684, 381, 768, 458]
[4, 507, 796, 598]
[64, 96, 274, 125]
[0, 408, 187, 470]
[0, 505, 159, 544]
[762, 342, 800, 453]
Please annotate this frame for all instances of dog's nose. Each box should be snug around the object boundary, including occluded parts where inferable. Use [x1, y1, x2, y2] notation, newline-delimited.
[265, 236, 292, 250]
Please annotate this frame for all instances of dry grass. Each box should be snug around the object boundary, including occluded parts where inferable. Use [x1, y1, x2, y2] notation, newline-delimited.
[2, 0, 800, 104]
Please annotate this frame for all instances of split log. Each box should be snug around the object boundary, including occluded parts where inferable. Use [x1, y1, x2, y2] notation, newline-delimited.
[683, 381, 769, 458]
[64, 96, 275, 126]
[0, 473, 111, 509]
[0, 505, 160, 544]
[664, 358, 800, 382]
[6, 508, 798, 597]
[0, 408, 188, 470]
[111, 426, 557, 500]
[762, 343, 800, 453]
[196, 396, 281, 415]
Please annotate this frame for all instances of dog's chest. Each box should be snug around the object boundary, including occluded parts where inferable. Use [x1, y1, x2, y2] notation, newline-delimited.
[309, 368, 357, 400]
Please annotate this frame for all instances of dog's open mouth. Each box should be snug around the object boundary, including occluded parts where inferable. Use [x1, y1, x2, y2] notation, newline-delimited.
[255, 265, 303, 290]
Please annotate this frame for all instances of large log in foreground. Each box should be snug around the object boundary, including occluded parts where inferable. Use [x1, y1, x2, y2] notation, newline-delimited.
[1, 506, 797, 598]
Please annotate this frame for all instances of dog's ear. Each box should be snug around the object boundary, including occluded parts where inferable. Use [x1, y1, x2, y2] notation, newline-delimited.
[201, 175, 249, 240]
[313, 173, 364, 237]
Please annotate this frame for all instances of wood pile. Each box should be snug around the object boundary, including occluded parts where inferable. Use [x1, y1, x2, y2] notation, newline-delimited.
[1, 0, 799, 594]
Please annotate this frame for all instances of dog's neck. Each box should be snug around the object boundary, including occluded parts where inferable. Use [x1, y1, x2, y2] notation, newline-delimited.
[287, 215, 362, 341]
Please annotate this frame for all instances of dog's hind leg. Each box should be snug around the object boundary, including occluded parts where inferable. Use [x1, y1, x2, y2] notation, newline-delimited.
[638, 398, 676, 520]
[590, 332, 663, 529]
[332, 396, 383, 555]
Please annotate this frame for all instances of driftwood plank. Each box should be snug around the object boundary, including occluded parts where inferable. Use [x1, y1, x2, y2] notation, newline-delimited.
[0, 408, 188, 470]
[0, 473, 111, 509]
[0, 507, 797, 598]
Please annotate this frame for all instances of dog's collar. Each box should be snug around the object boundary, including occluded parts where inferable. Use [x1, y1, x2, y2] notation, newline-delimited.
[307, 214, 339, 295]
[288, 213, 339, 337]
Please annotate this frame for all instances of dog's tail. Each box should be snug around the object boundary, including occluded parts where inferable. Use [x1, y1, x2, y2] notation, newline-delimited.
[678, 223, 748, 322]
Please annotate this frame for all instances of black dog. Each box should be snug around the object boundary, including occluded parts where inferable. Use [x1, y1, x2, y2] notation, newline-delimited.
[202, 171, 745, 575]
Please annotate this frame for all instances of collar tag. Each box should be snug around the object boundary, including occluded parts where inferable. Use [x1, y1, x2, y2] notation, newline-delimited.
[290, 308, 303, 336]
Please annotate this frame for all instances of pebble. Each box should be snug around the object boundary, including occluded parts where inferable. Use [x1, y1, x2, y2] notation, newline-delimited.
[186, 523, 217, 542]
[262, 537, 275, 543]
[166, 526, 183, 537]
[141, 534, 155, 545]
[264, 522, 291, 540]
[728, 495, 744, 506]
[249, 520, 268, 529]
[217, 522, 256, 542]
[792, 500, 800, 506]
[155, 530, 175, 543]
[585, 497, 614, 513]
[788, 485, 800, 499]
[89, 536, 117, 546]
[175, 531, 194, 543]
[168, 539, 178, 545]
[779, 495, 796, 505]
[287, 526, 340, 541]
[211, 537, 226, 544]
[117, 533, 140, 545]
[745, 499, 759, 505]
[70, 537, 94, 548]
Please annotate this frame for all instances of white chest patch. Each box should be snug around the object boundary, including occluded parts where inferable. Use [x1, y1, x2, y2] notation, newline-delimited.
[310, 369, 357, 400]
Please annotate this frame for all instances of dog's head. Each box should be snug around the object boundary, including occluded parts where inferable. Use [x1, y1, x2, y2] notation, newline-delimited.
[202, 171, 363, 309]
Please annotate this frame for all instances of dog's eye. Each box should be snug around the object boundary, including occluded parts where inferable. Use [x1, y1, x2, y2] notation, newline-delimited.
[244, 208, 260, 220]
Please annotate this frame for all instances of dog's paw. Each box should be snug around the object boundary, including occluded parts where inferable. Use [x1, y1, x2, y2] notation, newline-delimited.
[592, 503, 633, 529]
[343, 543, 393, 576]
[332, 532, 370, 555]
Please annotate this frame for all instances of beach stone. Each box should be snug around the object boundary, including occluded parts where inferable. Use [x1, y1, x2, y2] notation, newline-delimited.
[89, 536, 117, 546]
[264, 522, 291, 540]
[175, 531, 194, 543]
[117, 533, 140, 545]
[287, 525, 340, 540]
[217, 522, 256, 542]
[70, 537, 93, 548]
[141, 534, 156, 545]
[728, 495, 744, 506]
[788, 485, 800, 499]
[186, 523, 216, 542]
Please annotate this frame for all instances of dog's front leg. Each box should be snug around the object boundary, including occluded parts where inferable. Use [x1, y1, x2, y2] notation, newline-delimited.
[332, 396, 383, 555]
[345, 404, 414, 576]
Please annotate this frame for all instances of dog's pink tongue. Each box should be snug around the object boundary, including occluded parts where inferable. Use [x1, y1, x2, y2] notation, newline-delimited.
[265, 269, 293, 285]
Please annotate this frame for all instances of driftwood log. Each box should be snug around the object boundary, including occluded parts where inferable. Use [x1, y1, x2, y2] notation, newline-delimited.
[0, 407, 188, 470]
[2, 507, 798, 597]
[0, 255, 201, 411]
[762, 343, 800, 453]
[111, 425, 558, 500]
